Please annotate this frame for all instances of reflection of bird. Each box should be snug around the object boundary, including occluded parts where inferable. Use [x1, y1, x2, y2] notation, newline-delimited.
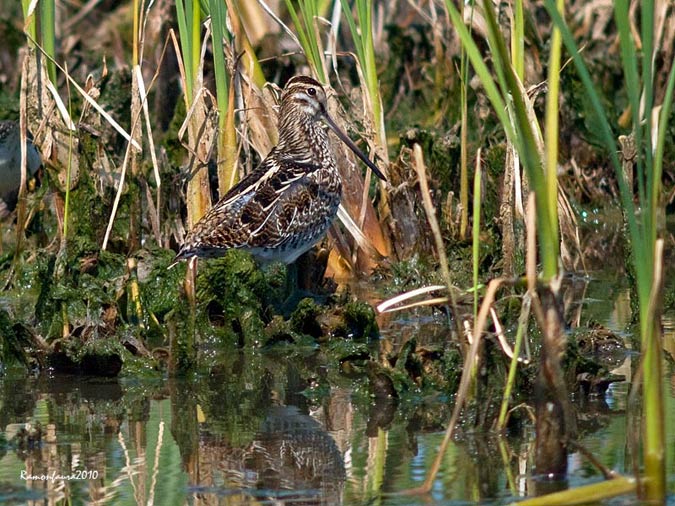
[252, 405, 345, 498]
[173, 76, 385, 266]
[0, 120, 41, 217]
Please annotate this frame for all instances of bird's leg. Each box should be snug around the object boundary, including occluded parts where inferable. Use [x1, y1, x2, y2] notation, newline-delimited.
[277, 253, 329, 316]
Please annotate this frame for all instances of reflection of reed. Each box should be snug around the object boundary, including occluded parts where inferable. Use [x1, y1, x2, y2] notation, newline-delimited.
[97, 417, 157, 506]
[148, 420, 164, 506]
[117, 426, 143, 504]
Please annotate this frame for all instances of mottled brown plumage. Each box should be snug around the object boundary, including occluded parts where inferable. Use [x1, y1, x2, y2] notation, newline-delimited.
[174, 76, 385, 265]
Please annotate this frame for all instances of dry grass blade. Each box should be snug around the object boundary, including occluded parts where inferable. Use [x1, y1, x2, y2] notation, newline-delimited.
[25, 34, 141, 150]
[46, 81, 76, 131]
[134, 64, 162, 245]
[412, 143, 462, 337]
[256, 0, 301, 47]
[336, 204, 384, 262]
[491, 307, 530, 364]
[102, 136, 134, 250]
[376, 284, 448, 313]
[382, 297, 450, 313]
[14, 55, 32, 258]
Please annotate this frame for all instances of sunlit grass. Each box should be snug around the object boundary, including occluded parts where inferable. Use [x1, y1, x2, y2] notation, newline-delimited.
[283, 0, 328, 82]
[340, 0, 390, 179]
[544, 0, 675, 499]
[446, 1, 559, 279]
[206, 0, 237, 195]
[175, 0, 201, 102]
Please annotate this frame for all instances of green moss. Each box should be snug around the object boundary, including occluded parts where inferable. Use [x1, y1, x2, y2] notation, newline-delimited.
[97, 69, 133, 134]
[340, 301, 379, 340]
[328, 339, 371, 373]
[48, 334, 128, 377]
[442, 346, 463, 392]
[139, 248, 186, 319]
[196, 251, 270, 346]
[163, 98, 189, 168]
[0, 309, 33, 372]
[290, 298, 323, 338]
[264, 315, 304, 346]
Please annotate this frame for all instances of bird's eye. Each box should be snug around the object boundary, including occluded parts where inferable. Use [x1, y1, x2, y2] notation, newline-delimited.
[307, 87, 316, 96]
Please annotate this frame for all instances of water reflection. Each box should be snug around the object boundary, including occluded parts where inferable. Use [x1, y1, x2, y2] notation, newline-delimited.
[2, 273, 674, 505]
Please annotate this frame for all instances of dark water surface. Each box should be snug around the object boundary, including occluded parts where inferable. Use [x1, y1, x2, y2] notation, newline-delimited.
[2, 273, 675, 505]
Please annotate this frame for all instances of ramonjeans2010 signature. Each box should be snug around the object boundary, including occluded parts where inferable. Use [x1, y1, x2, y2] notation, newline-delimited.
[20, 470, 100, 481]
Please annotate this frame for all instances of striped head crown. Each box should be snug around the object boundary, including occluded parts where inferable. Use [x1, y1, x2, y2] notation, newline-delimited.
[279, 76, 328, 120]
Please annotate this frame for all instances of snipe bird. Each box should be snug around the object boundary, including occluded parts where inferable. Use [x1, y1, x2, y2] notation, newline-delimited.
[174, 76, 386, 265]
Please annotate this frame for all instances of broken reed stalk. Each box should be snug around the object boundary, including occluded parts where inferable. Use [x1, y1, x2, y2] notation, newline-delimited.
[135, 65, 163, 247]
[522, 191, 575, 479]
[472, 149, 481, 318]
[126, 257, 145, 328]
[411, 143, 462, 339]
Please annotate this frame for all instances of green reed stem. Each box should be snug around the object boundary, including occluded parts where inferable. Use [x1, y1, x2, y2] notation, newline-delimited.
[543, 0, 563, 252]
[447, 0, 559, 280]
[209, 2, 229, 116]
[511, 0, 524, 80]
[445, 5, 513, 152]
[544, 1, 669, 500]
[39, 0, 56, 83]
[191, 1, 201, 87]
[284, 0, 327, 82]
[339, 0, 388, 169]
[208, 0, 237, 194]
[175, 0, 200, 101]
[483, 2, 559, 279]
[497, 294, 531, 430]
[340, 0, 379, 126]
[21, 0, 36, 41]
[458, 0, 472, 240]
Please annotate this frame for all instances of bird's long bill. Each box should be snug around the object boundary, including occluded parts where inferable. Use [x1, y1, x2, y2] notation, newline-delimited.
[321, 112, 387, 181]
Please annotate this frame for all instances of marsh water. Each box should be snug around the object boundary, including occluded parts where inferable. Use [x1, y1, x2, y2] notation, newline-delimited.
[3, 270, 675, 506]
